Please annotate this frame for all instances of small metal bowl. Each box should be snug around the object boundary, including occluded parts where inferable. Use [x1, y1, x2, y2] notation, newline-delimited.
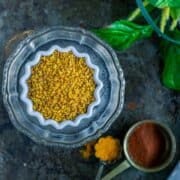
[101, 120, 176, 180]
[2, 26, 125, 147]
[124, 120, 176, 172]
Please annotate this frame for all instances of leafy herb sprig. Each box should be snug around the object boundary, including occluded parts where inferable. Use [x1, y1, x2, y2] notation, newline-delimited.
[92, 0, 180, 90]
[92, 0, 180, 50]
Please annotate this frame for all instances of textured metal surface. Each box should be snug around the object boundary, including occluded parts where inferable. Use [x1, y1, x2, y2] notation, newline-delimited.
[0, 0, 179, 179]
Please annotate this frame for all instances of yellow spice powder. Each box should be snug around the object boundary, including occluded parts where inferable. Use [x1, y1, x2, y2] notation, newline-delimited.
[28, 50, 96, 122]
[95, 136, 121, 162]
[80, 140, 96, 159]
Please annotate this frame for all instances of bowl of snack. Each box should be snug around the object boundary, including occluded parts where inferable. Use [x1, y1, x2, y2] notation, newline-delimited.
[2, 26, 125, 147]
[19, 45, 103, 130]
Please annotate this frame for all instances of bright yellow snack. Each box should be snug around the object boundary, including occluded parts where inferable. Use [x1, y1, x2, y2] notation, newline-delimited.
[28, 50, 95, 122]
[95, 136, 121, 162]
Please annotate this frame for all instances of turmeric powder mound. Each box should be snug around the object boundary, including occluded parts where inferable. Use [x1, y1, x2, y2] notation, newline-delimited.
[80, 141, 96, 159]
[95, 136, 121, 162]
[28, 50, 96, 122]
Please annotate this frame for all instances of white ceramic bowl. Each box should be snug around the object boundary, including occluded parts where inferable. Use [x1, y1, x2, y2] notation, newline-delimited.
[19, 45, 103, 130]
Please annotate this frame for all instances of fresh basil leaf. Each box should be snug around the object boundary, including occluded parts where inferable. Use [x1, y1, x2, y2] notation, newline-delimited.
[170, 8, 180, 20]
[92, 20, 153, 51]
[148, 0, 180, 8]
[161, 30, 180, 90]
[162, 44, 180, 90]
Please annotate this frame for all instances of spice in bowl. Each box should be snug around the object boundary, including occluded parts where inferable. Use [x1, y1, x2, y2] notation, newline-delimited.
[128, 122, 167, 168]
[28, 50, 96, 122]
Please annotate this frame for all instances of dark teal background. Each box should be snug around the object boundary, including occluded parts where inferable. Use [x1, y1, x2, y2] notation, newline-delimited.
[0, 0, 179, 179]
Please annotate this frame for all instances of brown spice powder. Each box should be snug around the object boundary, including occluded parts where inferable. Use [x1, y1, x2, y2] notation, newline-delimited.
[128, 123, 166, 168]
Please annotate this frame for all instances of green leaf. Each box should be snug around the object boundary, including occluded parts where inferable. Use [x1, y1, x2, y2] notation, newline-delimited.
[148, 0, 180, 8]
[161, 30, 180, 90]
[170, 8, 180, 20]
[92, 20, 153, 51]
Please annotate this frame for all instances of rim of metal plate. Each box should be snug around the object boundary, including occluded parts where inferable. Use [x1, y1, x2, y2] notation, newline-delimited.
[2, 26, 125, 147]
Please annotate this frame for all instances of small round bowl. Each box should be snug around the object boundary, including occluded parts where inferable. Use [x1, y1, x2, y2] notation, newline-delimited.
[19, 45, 103, 130]
[2, 26, 125, 147]
[124, 120, 176, 172]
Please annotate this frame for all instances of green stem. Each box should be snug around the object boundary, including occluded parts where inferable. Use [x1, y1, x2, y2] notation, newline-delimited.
[127, 0, 149, 21]
[170, 19, 178, 31]
[160, 7, 170, 33]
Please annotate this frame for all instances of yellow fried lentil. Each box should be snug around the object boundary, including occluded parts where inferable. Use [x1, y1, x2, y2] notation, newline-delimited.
[28, 50, 96, 122]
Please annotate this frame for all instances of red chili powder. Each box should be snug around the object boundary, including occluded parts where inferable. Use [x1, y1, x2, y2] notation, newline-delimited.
[128, 123, 166, 168]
